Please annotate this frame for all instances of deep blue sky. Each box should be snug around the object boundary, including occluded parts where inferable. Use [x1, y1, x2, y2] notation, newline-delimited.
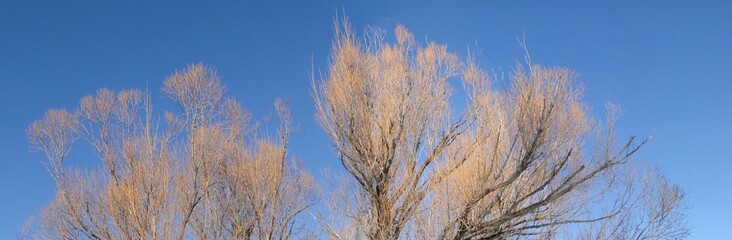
[1, 1, 730, 238]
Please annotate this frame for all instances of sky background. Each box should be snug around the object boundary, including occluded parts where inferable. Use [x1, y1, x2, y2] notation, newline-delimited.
[1, 0, 730, 238]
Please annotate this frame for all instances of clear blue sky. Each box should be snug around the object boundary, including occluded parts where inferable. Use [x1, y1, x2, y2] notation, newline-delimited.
[1, 0, 729, 238]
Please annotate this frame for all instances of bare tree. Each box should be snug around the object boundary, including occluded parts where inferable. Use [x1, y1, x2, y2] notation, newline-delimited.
[572, 166, 690, 240]
[22, 19, 689, 240]
[313, 19, 688, 239]
[313, 19, 468, 239]
[24, 64, 316, 240]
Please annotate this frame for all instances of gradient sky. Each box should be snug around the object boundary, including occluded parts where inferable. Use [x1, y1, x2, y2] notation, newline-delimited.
[1, 0, 730, 238]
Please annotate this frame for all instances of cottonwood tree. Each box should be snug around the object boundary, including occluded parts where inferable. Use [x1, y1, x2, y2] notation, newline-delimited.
[313, 20, 688, 239]
[23, 64, 317, 240]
